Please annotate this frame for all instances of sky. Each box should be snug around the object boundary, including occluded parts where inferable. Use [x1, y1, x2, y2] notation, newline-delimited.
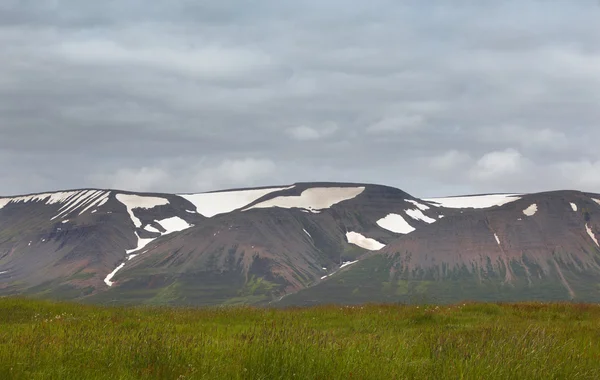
[1, 1, 600, 198]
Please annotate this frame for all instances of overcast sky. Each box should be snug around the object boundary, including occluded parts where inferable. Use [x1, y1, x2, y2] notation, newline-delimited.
[1, 1, 600, 198]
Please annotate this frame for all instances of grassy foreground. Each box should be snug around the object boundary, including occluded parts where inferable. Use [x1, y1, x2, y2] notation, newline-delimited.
[1, 298, 599, 379]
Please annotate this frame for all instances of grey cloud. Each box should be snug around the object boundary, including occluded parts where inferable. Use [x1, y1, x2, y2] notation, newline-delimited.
[2, 1, 600, 197]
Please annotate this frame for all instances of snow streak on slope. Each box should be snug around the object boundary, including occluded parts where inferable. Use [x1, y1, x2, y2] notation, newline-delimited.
[405, 208, 436, 224]
[406, 200, 430, 211]
[52, 190, 112, 220]
[104, 263, 125, 286]
[180, 186, 295, 218]
[115, 194, 169, 228]
[571, 203, 578, 212]
[79, 191, 110, 215]
[346, 232, 385, 251]
[523, 204, 538, 216]
[377, 214, 415, 234]
[321, 260, 359, 280]
[245, 187, 365, 213]
[425, 194, 521, 209]
[126, 232, 155, 255]
[586, 224, 599, 247]
[0, 190, 113, 217]
[105, 216, 193, 287]
[0, 191, 79, 210]
[494, 233, 501, 245]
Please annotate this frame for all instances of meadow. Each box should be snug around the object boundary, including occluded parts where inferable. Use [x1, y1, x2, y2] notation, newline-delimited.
[1, 298, 599, 379]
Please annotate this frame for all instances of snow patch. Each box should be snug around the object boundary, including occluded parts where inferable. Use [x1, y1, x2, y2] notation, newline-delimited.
[62, 220, 69, 224]
[523, 204, 537, 216]
[144, 225, 160, 233]
[586, 224, 599, 247]
[0, 271, 7, 275]
[405, 209, 436, 224]
[303, 228, 311, 238]
[570, 203, 578, 212]
[156, 216, 192, 234]
[377, 214, 415, 234]
[125, 232, 155, 255]
[104, 263, 125, 286]
[406, 199, 430, 211]
[346, 231, 385, 251]
[494, 233, 501, 245]
[439, 215, 445, 219]
[425, 194, 521, 209]
[245, 187, 365, 212]
[116, 194, 169, 228]
[592, 198, 600, 206]
[180, 186, 295, 218]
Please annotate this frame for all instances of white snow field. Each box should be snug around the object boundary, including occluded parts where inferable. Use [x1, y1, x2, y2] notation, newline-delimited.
[571, 203, 578, 212]
[523, 204, 538, 216]
[425, 194, 521, 209]
[115, 194, 170, 228]
[180, 186, 295, 217]
[376, 213, 416, 234]
[405, 208, 436, 224]
[586, 224, 599, 247]
[245, 187, 365, 212]
[345, 231, 385, 251]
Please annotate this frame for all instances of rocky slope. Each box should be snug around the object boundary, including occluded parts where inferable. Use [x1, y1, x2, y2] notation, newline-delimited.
[2, 183, 600, 306]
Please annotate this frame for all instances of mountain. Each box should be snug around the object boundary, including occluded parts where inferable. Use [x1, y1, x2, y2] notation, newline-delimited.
[1, 183, 600, 306]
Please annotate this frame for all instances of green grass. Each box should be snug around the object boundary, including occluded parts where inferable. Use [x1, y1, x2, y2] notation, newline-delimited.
[1, 298, 600, 379]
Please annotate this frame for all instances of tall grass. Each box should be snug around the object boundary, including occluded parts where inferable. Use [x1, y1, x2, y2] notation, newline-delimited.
[1, 298, 599, 379]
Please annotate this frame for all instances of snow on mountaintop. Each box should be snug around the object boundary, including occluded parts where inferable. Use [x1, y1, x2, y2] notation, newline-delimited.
[377, 213, 416, 234]
[346, 231, 385, 251]
[523, 204, 538, 216]
[0, 189, 112, 218]
[115, 194, 170, 228]
[0, 191, 81, 210]
[180, 186, 294, 218]
[52, 190, 111, 220]
[425, 194, 521, 209]
[245, 187, 365, 212]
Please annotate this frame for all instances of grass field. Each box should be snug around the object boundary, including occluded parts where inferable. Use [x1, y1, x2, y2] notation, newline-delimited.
[1, 298, 599, 379]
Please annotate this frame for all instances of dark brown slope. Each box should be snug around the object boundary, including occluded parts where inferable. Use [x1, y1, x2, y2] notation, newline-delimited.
[0, 189, 201, 298]
[279, 191, 600, 306]
[88, 183, 444, 305]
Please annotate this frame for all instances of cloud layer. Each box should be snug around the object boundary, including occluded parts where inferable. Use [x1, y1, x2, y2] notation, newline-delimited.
[1, 1, 600, 197]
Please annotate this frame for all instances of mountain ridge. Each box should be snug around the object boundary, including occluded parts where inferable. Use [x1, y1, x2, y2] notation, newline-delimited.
[2, 182, 600, 306]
